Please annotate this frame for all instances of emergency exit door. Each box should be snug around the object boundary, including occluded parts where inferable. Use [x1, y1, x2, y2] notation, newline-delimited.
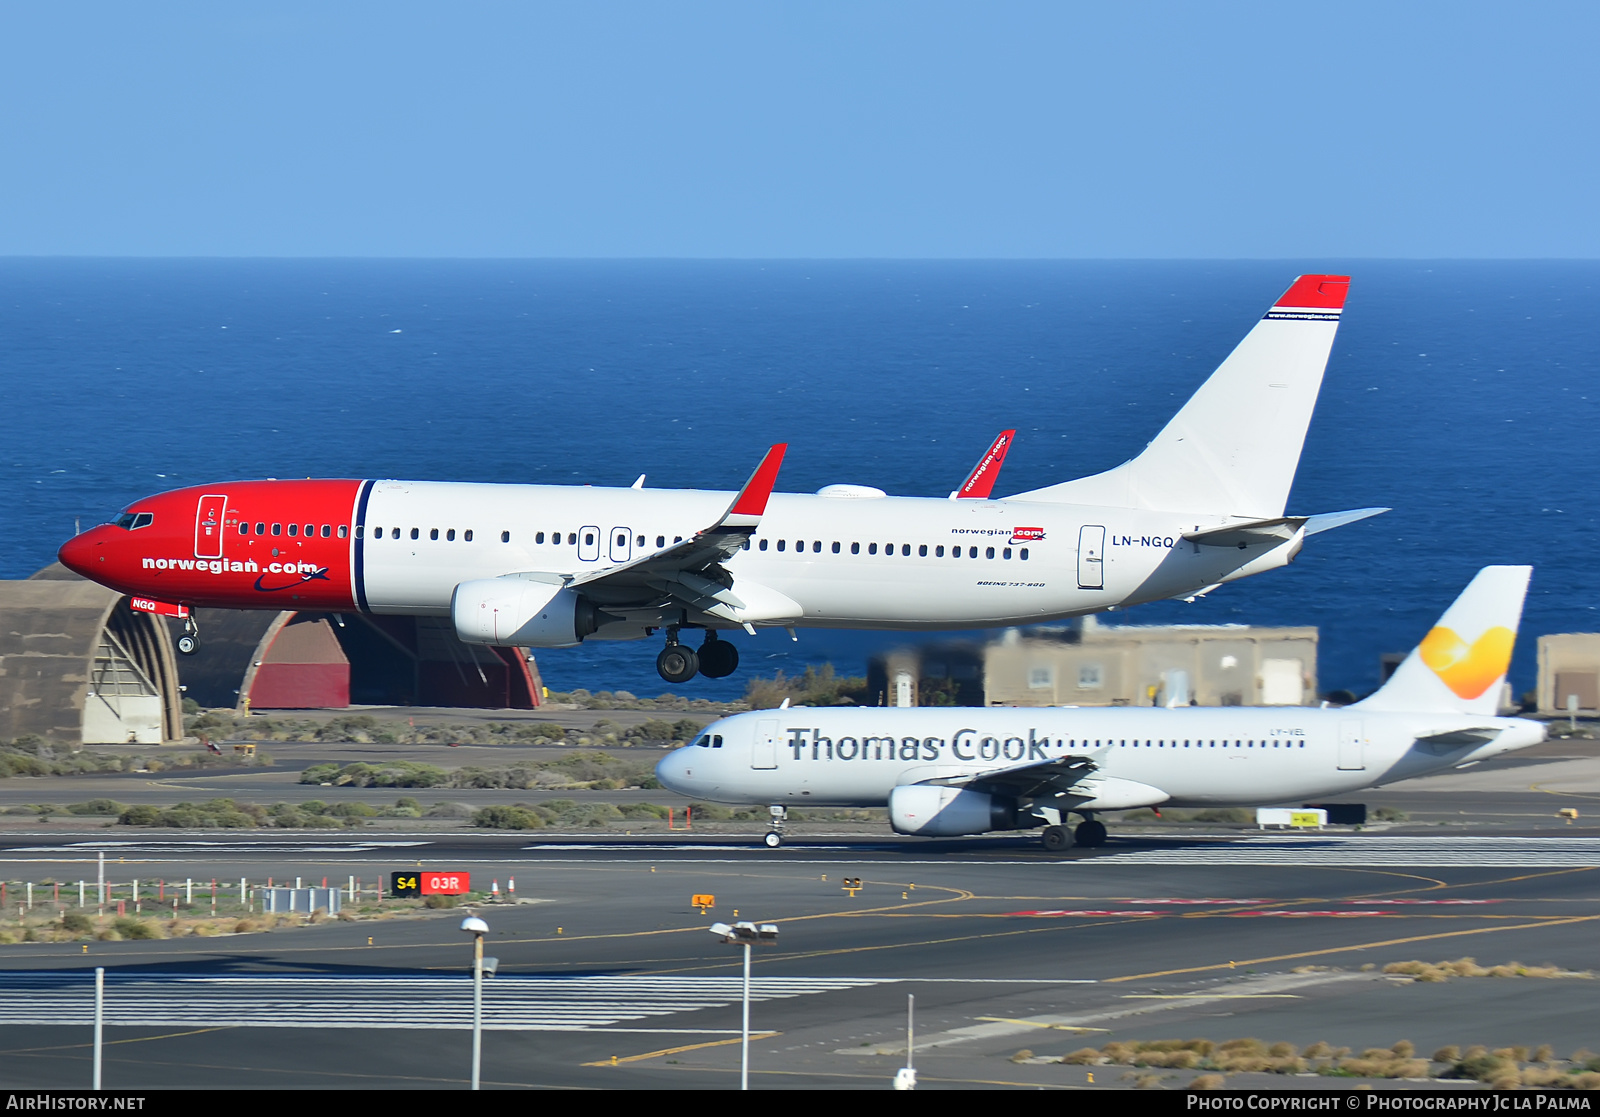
[752, 720, 778, 769]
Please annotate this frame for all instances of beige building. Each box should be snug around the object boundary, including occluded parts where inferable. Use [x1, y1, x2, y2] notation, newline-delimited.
[1537, 634, 1600, 714]
[982, 616, 1318, 708]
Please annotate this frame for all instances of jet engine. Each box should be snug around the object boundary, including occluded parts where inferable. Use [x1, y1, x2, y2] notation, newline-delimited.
[888, 785, 1026, 837]
[451, 577, 608, 648]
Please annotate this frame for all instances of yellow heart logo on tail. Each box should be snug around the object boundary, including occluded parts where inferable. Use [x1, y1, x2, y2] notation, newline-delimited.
[1417, 626, 1515, 699]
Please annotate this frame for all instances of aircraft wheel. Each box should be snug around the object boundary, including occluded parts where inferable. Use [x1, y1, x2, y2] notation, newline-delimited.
[656, 644, 700, 684]
[698, 638, 739, 679]
[763, 831, 783, 849]
[1040, 825, 1074, 852]
[1075, 820, 1108, 848]
[176, 634, 199, 656]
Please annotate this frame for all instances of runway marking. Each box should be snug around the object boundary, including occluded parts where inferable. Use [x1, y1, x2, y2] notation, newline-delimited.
[0, 973, 888, 1031]
[974, 1016, 1106, 1032]
[1103, 912, 1600, 983]
[5, 841, 430, 854]
[1087, 836, 1600, 867]
[581, 1032, 780, 1066]
[1120, 994, 1300, 999]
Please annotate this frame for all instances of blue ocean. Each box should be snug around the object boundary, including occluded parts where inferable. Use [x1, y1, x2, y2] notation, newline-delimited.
[3, 260, 1595, 700]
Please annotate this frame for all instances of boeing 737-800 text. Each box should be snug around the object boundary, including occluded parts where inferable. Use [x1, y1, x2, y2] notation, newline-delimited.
[656, 567, 1543, 849]
[58, 275, 1381, 684]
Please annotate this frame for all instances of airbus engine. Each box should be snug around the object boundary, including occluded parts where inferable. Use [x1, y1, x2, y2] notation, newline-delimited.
[451, 577, 607, 649]
[888, 785, 1025, 837]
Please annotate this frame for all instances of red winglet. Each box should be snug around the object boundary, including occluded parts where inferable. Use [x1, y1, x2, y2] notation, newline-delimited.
[956, 429, 1016, 499]
[726, 443, 787, 522]
[1275, 274, 1350, 310]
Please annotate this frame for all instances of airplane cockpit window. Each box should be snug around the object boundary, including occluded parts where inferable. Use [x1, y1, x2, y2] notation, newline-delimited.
[115, 512, 155, 530]
[712, 735, 723, 748]
[693, 735, 710, 748]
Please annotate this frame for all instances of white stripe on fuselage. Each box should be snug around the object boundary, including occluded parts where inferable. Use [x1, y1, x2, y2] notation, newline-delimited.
[657, 707, 1539, 807]
[358, 482, 1290, 627]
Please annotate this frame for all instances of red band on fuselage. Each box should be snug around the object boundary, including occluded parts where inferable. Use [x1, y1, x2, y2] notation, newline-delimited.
[59, 479, 366, 611]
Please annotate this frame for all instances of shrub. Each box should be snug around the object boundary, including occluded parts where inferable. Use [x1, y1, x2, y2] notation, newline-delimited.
[118, 805, 162, 826]
[61, 912, 93, 934]
[472, 805, 544, 830]
[112, 918, 159, 940]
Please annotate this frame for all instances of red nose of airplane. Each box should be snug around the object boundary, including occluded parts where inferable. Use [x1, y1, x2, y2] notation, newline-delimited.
[57, 529, 102, 578]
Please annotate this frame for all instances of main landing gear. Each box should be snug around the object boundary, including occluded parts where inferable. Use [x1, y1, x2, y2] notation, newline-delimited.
[1038, 814, 1109, 852]
[654, 628, 740, 684]
[175, 615, 201, 657]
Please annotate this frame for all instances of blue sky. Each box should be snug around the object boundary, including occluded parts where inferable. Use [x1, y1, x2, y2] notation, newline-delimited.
[2, 2, 1596, 257]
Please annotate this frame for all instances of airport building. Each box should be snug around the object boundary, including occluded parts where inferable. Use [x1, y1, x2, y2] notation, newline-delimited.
[0, 565, 543, 746]
[1537, 633, 1600, 714]
[871, 616, 1319, 708]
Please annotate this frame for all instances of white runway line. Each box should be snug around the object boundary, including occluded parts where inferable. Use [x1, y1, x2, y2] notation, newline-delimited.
[0, 973, 888, 1031]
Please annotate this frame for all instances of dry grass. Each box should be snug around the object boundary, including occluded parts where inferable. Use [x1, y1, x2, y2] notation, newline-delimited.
[1189, 1074, 1226, 1089]
[1382, 956, 1589, 982]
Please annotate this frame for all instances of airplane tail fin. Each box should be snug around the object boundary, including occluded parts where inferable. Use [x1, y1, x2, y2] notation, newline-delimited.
[1354, 566, 1532, 716]
[952, 430, 1016, 499]
[1011, 275, 1349, 519]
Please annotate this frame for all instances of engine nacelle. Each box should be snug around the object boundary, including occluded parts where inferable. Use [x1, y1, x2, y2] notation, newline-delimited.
[451, 577, 605, 649]
[888, 785, 1023, 837]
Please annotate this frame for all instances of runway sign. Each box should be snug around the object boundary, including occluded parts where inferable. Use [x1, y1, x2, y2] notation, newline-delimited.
[390, 871, 471, 897]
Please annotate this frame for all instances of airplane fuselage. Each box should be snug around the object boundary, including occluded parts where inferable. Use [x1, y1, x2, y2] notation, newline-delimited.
[655, 706, 1545, 809]
[59, 478, 1302, 637]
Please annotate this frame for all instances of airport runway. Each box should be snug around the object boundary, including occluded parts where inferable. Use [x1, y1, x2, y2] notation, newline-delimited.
[0, 830, 1596, 1089]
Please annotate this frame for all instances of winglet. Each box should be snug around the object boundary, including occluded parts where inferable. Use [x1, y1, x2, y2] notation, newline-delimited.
[953, 430, 1016, 499]
[721, 444, 787, 528]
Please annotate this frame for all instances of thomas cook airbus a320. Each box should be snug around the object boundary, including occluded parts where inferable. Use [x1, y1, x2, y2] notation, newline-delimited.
[58, 275, 1382, 684]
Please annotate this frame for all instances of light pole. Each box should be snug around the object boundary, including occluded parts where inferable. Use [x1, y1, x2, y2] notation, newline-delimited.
[461, 915, 489, 1090]
[708, 920, 778, 1091]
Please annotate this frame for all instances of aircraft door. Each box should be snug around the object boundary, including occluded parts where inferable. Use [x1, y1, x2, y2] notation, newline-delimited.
[1077, 525, 1106, 589]
[1337, 720, 1365, 771]
[609, 526, 632, 563]
[752, 719, 778, 769]
[194, 494, 228, 559]
[578, 525, 601, 562]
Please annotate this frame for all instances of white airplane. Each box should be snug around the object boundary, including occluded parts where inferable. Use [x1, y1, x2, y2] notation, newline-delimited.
[655, 566, 1545, 849]
[59, 274, 1383, 684]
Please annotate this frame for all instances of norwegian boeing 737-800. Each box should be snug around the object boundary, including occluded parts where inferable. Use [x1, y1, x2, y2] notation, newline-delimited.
[58, 275, 1381, 684]
[656, 567, 1544, 849]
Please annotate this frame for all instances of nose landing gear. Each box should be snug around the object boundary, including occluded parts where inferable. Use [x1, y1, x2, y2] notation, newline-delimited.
[763, 805, 787, 848]
[175, 615, 201, 656]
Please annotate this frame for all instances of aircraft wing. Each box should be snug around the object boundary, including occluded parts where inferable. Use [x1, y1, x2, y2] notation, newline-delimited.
[923, 753, 1100, 799]
[563, 444, 793, 621]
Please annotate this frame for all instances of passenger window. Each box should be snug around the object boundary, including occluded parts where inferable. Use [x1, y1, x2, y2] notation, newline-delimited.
[918, 544, 927, 557]
[568, 533, 577, 545]
[813, 541, 821, 553]
[321, 524, 331, 538]
[463, 530, 473, 542]
[338, 525, 348, 539]
[657, 535, 666, 548]
[674, 536, 683, 543]
[901, 544, 911, 556]
[985, 546, 995, 559]
[832, 541, 840, 553]
[637, 534, 645, 547]
[287, 523, 299, 537]
[936, 545, 944, 557]
[430, 528, 439, 540]
[1003, 547, 1012, 559]
[868, 543, 877, 555]
[759, 539, 768, 551]
[304, 525, 313, 537]
[970, 546, 979, 558]
[1020, 547, 1029, 560]
[777, 539, 787, 552]
[256, 522, 266, 535]
[353, 526, 362, 539]
[851, 542, 860, 554]
[536, 532, 545, 544]
[447, 529, 456, 541]
[501, 531, 511, 543]
[238, 523, 249, 535]
[584, 532, 595, 546]
[411, 528, 420, 540]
